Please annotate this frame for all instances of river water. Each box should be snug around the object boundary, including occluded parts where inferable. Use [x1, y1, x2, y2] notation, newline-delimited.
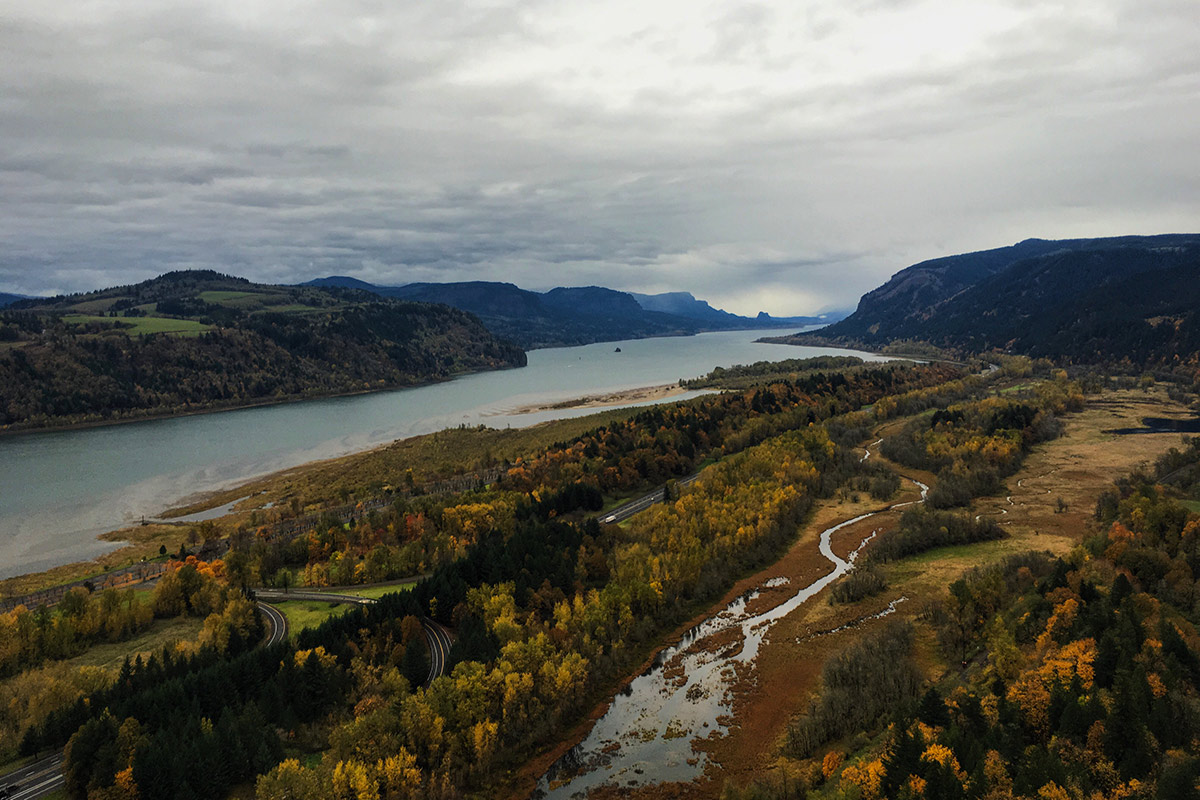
[0, 330, 887, 578]
[531, 478, 928, 799]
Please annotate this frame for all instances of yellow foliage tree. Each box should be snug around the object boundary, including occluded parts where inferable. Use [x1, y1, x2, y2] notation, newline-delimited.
[256, 758, 322, 800]
[377, 749, 422, 800]
[294, 645, 337, 669]
[332, 759, 379, 800]
[840, 758, 885, 799]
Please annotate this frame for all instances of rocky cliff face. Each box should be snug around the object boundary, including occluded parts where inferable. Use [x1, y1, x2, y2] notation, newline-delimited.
[814, 234, 1200, 347]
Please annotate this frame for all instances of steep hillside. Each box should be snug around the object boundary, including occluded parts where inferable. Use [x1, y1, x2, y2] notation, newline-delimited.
[812, 234, 1200, 344]
[905, 244, 1200, 363]
[778, 235, 1200, 367]
[630, 290, 750, 326]
[0, 271, 525, 430]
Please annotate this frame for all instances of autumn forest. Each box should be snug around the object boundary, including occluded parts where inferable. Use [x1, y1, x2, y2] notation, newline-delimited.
[3, 268, 1200, 800]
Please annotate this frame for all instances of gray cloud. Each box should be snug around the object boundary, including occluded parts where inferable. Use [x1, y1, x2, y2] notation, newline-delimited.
[0, 0, 1197, 312]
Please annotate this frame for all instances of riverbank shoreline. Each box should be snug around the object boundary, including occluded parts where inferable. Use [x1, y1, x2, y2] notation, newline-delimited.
[158, 383, 705, 519]
[0, 326, 806, 438]
[0, 364, 525, 438]
[0, 382, 705, 594]
[1, 332, 889, 589]
[498, 383, 693, 415]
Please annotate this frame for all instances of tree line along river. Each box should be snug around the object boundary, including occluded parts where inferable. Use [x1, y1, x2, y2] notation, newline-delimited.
[0, 329, 887, 579]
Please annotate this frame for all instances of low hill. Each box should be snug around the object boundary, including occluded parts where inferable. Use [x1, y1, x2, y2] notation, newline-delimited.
[0, 271, 526, 430]
[774, 234, 1200, 367]
[387, 281, 546, 319]
[542, 286, 645, 317]
[0, 292, 30, 309]
[302, 278, 830, 348]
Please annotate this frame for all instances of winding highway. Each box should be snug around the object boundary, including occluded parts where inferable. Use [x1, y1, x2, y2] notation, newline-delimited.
[253, 589, 454, 685]
[0, 754, 63, 800]
[257, 600, 289, 647]
[0, 435, 898, 799]
[599, 474, 701, 525]
[0, 587, 449, 799]
[2, 601, 289, 800]
[422, 617, 454, 684]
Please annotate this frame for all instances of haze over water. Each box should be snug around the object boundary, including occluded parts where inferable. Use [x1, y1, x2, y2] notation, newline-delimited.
[0, 330, 886, 578]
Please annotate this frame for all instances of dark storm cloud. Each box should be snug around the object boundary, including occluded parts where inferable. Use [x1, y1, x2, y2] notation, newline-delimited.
[0, 0, 1197, 313]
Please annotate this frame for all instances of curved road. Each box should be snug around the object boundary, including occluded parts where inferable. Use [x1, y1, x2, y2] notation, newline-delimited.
[4, 478, 690, 799]
[255, 589, 375, 606]
[257, 600, 289, 647]
[3, 425, 933, 799]
[0, 440, 899, 799]
[254, 588, 454, 685]
[5, 601, 289, 800]
[422, 617, 454, 684]
[599, 474, 701, 525]
[1, 588, 447, 799]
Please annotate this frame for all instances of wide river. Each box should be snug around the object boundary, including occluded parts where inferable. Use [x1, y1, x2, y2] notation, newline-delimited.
[0, 330, 886, 578]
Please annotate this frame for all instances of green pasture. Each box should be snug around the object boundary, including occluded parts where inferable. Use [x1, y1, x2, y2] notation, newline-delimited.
[273, 599, 353, 636]
[63, 616, 205, 671]
[197, 290, 267, 306]
[62, 314, 213, 337]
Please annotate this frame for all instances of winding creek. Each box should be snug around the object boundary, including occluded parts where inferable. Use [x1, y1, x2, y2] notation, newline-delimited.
[532, 475, 928, 798]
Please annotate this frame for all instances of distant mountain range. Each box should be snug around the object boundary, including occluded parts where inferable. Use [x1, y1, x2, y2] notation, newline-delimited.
[301, 277, 834, 349]
[772, 234, 1200, 366]
[0, 292, 30, 308]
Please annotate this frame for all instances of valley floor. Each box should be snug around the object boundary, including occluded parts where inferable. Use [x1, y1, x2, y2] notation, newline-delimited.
[513, 386, 1195, 799]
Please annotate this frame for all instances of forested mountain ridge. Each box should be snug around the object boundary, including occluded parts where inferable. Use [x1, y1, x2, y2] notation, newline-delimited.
[0, 270, 526, 430]
[302, 276, 832, 348]
[773, 234, 1200, 367]
[0, 292, 30, 308]
[901, 244, 1200, 363]
[630, 290, 826, 328]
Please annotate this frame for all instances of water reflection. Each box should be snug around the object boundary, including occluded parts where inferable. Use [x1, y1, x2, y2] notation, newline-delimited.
[0, 330, 889, 577]
[532, 480, 928, 798]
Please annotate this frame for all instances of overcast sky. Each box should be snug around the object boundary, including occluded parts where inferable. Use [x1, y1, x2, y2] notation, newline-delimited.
[2, 0, 1197, 314]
